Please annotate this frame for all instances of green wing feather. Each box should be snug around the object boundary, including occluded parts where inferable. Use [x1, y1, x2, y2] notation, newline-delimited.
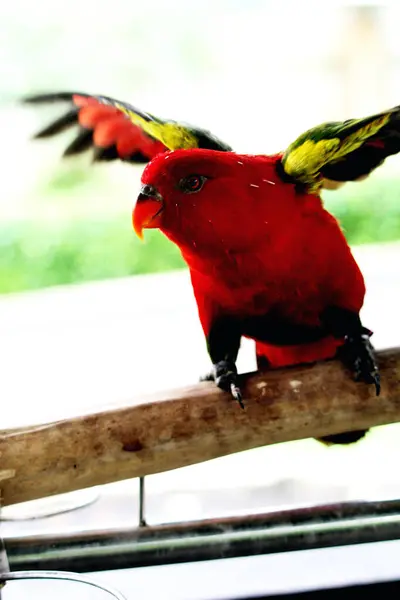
[281, 106, 400, 192]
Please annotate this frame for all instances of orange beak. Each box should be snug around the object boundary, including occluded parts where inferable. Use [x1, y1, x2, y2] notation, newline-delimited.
[132, 184, 164, 239]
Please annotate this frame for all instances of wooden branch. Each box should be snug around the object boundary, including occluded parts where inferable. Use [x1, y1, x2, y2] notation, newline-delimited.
[1, 348, 399, 507]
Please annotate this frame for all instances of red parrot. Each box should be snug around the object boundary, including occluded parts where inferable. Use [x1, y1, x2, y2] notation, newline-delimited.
[25, 91, 399, 444]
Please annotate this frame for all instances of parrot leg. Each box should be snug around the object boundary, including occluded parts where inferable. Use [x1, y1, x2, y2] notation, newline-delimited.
[202, 316, 244, 408]
[322, 306, 380, 396]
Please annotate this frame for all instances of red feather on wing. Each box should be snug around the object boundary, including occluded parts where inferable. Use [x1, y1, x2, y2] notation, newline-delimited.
[25, 92, 168, 163]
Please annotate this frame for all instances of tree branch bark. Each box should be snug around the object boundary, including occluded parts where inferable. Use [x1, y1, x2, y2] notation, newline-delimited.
[1, 348, 399, 507]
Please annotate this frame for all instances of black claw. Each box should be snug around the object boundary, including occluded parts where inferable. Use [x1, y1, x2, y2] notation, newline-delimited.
[200, 360, 245, 408]
[339, 331, 381, 396]
[356, 368, 380, 396]
[230, 383, 245, 409]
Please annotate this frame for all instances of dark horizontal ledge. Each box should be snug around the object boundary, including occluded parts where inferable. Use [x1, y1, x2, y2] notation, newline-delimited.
[6, 499, 400, 572]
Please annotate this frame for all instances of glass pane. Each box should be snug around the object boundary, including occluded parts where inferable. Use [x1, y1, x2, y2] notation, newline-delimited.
[1, 0, 400, 546]
[1, 577, 124, 600]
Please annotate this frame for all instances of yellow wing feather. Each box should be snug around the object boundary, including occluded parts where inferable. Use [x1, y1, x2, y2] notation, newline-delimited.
[114, 103, 199, 150]
[282, 111, 393, 193]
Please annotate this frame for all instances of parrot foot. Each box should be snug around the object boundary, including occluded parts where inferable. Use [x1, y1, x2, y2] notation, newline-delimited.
[338, 330, 381, 396]
[200, 361, 244, 409]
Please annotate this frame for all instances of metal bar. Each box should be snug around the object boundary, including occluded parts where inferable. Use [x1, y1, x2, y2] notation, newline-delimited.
[0, 540, 8, 574]
[5, 500, 400, 573]
[0, 537, 8, 598]
[139, 476, 146, 527]
[0, 501, 10, 599]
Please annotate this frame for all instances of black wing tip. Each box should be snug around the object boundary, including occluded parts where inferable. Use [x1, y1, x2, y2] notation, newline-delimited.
[92, 145, 120, 162]
[62, 129, 94, 157]
[184, 125, 231, 152]
[30, 108, 80, 140]
[33, 130, 54, 140]
[92, 147, 151, 164]
[21, 91, 87, 105]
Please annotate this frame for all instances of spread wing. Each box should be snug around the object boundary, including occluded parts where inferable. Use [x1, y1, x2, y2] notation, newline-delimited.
[23, 91, 232, 163]
[280, 105, 400, 192]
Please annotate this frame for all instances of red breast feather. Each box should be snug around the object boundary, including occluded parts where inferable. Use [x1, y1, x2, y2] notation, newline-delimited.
[142, 150, 366, 368]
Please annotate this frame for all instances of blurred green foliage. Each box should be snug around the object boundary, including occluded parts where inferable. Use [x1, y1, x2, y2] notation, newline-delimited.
[1, 172, 400, 294]
[0, 219, 184, 293]
[324, 176, 400, 244]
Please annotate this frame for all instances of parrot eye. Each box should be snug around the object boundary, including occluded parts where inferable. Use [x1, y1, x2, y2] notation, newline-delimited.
[179, 174, 207, 194]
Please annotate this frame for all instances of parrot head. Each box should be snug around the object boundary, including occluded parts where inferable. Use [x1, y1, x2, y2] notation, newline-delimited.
[132, 149, 298, 255]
